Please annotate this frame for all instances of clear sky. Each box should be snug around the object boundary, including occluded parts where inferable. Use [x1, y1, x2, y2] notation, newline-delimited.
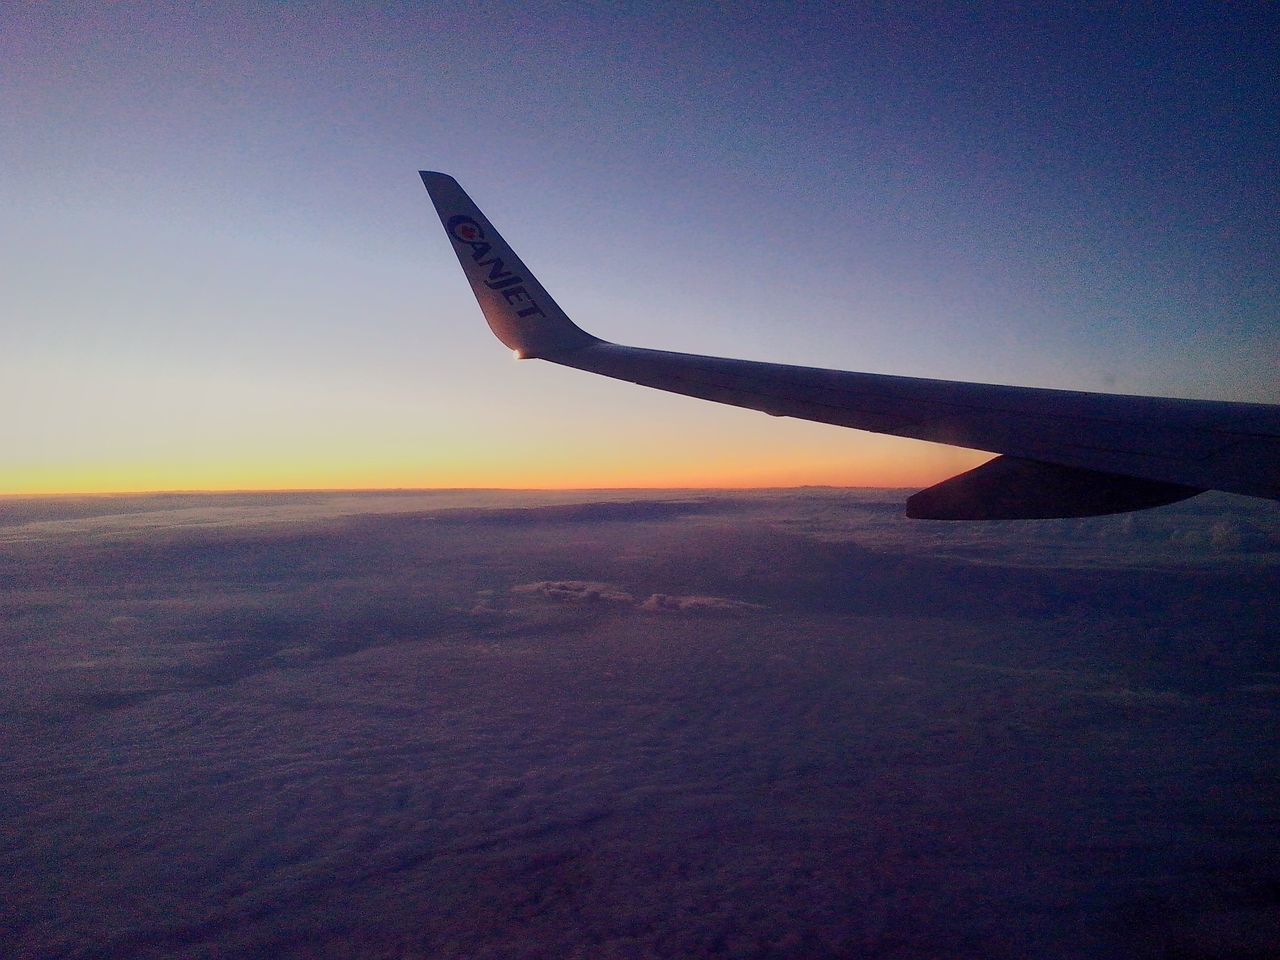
[3, 2, 1277, 494]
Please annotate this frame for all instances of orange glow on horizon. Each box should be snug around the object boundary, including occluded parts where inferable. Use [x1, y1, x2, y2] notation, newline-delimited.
[0, 443, 987, 497]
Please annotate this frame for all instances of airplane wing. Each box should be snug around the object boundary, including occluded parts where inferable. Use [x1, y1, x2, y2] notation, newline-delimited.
[419, 171, 1280, 520]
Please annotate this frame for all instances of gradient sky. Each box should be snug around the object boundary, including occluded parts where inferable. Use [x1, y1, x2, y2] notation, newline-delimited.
[3, 2, 1277, 494]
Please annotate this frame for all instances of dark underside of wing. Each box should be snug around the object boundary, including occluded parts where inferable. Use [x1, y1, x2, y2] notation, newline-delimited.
[549, 342, 1280, 519]
[903, 457, 1201, 520]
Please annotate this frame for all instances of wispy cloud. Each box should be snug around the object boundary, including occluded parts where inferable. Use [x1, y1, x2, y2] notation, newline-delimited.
[638, 593, 766, 614]
[510, 580, 767, 615]
[511, 580, 636, 604]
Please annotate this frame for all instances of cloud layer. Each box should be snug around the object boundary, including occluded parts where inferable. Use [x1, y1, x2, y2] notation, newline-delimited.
[2, 490, 1278, 959]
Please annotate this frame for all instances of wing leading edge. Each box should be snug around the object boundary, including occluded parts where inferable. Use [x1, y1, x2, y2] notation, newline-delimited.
[420, 171, 1280, 519]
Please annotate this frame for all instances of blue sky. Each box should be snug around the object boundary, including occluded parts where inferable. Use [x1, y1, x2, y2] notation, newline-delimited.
[3, 2, 1276, 492]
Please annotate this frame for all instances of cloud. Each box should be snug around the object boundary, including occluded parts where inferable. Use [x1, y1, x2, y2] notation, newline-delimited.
[5, 488, 1279, 960]
[637, 593, 767, 614]
[510, 580, 636, 604]
[510, 581, 766, 615]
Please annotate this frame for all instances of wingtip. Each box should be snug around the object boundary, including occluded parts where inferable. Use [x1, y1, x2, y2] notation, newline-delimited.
[419, 170, 601, 357]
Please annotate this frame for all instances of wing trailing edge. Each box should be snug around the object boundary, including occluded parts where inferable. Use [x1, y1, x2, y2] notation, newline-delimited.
[420, 171, 1280, 519]
[904, 456, 1203, 520]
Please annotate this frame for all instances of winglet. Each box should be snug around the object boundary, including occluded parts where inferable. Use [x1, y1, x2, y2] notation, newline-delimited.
[419, 171, 600, 358]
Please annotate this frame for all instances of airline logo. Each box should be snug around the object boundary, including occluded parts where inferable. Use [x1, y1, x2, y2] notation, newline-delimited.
[446, 214, 546, 321]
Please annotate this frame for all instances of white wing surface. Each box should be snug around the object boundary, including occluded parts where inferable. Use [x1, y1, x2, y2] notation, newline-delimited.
[420, 171, 1280, 519]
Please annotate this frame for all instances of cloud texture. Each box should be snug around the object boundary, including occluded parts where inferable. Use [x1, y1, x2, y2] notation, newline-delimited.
[2, 490, 1278, 959]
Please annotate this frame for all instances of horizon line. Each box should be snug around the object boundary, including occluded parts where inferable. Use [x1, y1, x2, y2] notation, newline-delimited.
[0, 483, 919, 500]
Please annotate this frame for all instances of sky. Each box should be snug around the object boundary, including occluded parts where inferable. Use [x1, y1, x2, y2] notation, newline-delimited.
[3, 2, 1277, 494]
